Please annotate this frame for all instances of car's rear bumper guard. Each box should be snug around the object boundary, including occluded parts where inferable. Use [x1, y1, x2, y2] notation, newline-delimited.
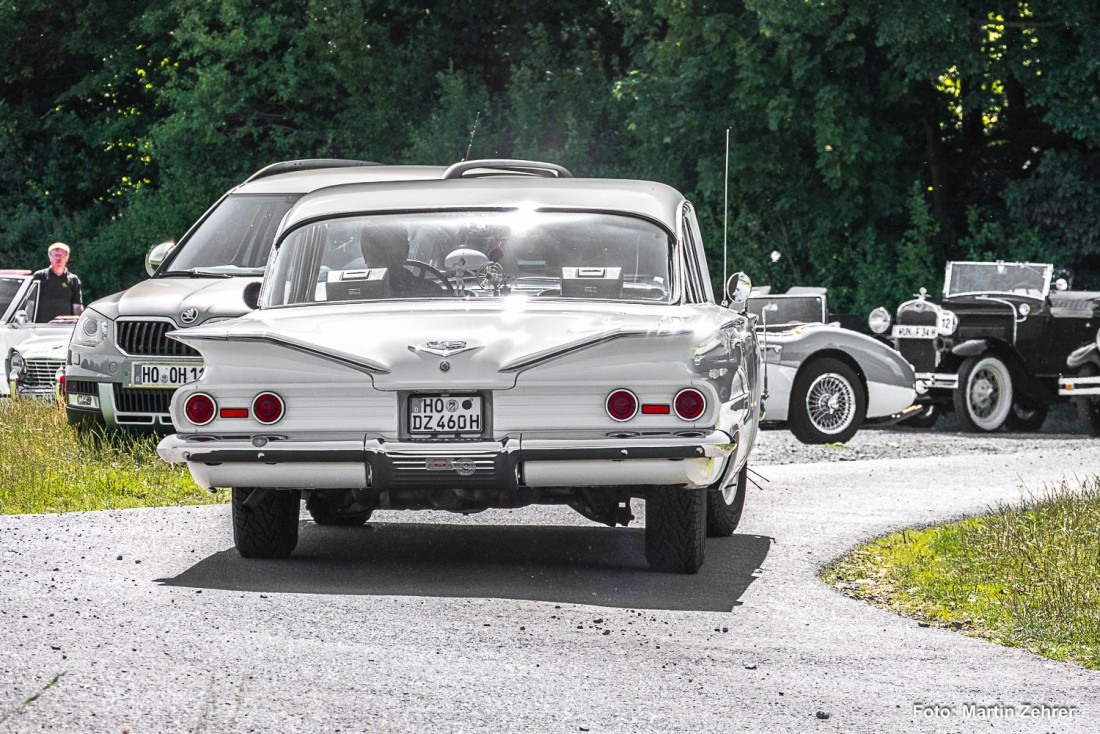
[156, 431, 737, 491]
[915, 372, 959, 394]
[1059, 374, 1100, 397]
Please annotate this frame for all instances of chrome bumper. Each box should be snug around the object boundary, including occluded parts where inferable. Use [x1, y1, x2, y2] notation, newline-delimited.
[157, 431, 738, 491]
[1059, 374, 1100, 397]
[914, 372, 958, 394]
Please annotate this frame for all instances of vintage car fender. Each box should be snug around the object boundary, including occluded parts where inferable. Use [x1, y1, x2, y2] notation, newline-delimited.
[1066, 342, 1100, 369]
[950, 339, 989, 357]
[762, 323, 915, 421]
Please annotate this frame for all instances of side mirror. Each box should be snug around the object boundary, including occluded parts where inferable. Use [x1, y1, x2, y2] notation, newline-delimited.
[725, 272, 752, 305]
[145, 241, 176, 277]
[242, 281, 262, 310]
[13, 310, 28, 326]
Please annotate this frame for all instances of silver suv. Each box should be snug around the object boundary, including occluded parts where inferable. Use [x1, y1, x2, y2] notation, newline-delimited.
[64, 159, 447, 430]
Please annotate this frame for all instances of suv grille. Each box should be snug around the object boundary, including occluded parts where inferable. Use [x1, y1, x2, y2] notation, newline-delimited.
[117, 321, 200, 357]
[113, 384, 174, 414]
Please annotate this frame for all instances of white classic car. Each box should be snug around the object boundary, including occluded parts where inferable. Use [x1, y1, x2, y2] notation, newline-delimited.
[747, 288, 917, 443]
[1, 270, 76, 398]
[157, 160, 764, 573]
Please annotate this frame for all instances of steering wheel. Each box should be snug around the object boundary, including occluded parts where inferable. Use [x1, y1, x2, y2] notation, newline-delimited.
[402, 260, 454, 294]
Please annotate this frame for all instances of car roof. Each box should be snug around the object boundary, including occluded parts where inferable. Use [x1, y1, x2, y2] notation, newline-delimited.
[281, 177, 687, 232]
[0, 270, 31, 276]
[232, 164, 449, 196]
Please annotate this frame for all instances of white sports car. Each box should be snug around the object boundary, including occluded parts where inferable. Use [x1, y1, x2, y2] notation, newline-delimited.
[157, 160, 764, 573]
[748, 288, 917, 443]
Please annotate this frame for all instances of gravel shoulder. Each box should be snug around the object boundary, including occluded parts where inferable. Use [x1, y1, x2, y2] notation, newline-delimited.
[1, 427, 1098, 732]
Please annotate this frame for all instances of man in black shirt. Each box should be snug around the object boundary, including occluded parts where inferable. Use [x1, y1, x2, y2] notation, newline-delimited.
[31, 242, 84, 322]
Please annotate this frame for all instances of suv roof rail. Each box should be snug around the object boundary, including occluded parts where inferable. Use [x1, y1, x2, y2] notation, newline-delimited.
[442, 159, 572, 180]
[245, 159, 382, 183]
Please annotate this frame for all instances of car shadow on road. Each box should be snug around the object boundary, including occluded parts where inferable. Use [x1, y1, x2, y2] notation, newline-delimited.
[157, 522, 772, 612]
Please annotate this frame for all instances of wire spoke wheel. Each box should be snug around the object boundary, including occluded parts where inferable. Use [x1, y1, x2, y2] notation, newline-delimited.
[954, 355, 1013, 432]
[788, 357, 866, 444]
[806, 373, 857, 434]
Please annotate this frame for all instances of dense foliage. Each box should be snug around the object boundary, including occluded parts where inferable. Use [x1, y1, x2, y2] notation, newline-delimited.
[1, 1, 1097, 314]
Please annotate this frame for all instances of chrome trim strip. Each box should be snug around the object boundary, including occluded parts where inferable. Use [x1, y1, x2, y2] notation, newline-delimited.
[169, 332, 389, 375]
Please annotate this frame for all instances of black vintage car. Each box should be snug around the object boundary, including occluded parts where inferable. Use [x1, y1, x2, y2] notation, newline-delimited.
[868, 261, 1100, 432]
[1057, 329, 1100, 435]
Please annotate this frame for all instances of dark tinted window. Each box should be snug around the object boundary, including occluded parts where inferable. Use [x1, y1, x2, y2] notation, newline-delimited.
[165, 194, 300, 276]
[0, 277, 24, 315]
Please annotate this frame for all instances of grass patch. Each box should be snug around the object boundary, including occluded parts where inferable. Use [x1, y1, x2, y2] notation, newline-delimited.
[0, 399, 227, 514]
[824, 475, 1100, 669]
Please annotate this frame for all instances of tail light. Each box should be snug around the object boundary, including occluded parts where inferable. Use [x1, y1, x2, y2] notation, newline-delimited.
[184, 393, 217, 425]
[252, 392, 285, 425]
[605, 389, 639, 422]
[674, 388, 706, 421]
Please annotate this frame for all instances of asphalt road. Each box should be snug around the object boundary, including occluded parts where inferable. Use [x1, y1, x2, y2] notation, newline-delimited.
[1, 427, 1098, 733]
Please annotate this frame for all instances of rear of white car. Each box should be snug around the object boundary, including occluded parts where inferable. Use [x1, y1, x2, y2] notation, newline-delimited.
[158, 168, 763, 572]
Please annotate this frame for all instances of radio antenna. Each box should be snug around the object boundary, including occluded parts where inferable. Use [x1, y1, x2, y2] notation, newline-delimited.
[463, 111, 482, 162]
[722, 127, 730, 289]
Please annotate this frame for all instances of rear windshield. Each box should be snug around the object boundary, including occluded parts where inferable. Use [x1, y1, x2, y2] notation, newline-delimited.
[264, 209, 674, 306]
[163, 194, 300, 276]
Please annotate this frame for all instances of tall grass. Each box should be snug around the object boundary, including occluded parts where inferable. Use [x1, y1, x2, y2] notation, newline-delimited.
[0, 399, 227, 514]
[826, 475, 1100, 668]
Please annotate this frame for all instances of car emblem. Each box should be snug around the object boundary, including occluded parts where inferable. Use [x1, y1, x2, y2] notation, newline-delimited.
[180, 307, 199, 324]
[412, 340, 480, 358]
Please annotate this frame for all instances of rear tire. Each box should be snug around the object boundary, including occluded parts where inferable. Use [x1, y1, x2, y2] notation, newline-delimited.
[232, 488, 301, 558]
[954, 355, 1013, 432]
[706, 464, 747, 537]
[645, 487, 707, 573]
[1073, 363, 1100, 437]
[1005, 399, 1048, 432]
[788, 358, 866, 444]
[306, 490, 373, 526]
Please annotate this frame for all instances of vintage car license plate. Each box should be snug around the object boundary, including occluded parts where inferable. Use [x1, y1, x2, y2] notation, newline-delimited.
[408, 394, 483, 434]
[131, 362, 204, 388]
[892, 324, 937, 339]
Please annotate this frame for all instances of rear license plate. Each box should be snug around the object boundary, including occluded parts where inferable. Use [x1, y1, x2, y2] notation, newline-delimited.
[408, 394, 483, 435]
[892, 325, 937, 339]
[131, 362, 204, 388]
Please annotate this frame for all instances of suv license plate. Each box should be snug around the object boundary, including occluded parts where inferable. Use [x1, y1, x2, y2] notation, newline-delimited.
[892, 325, 937, 340]
[409, 395, 483, 435]
[131, 362, 204, 388]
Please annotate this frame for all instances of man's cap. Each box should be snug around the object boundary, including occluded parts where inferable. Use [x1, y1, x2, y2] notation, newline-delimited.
[48, 242, 70, 255]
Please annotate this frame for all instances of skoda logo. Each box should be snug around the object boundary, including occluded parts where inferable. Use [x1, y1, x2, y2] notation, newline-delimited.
[180, 307, 199, 325]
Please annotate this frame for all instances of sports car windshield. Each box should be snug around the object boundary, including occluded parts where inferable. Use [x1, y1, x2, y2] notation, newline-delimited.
[264, 210, 674, 306]
[163, 194, 299, 277]
[746, 295, 826, 327]
[945, 261, 1053, 299]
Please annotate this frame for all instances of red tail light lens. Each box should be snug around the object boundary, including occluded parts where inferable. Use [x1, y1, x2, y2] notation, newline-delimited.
[674, 388, 706, 421]
[605, 389, 639, 422]
[252, 392, 285, 425]
[184, 393, 216, 425]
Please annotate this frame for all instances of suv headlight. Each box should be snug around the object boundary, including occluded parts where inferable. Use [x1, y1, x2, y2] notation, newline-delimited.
[73, 310, 109, 347]
[868, 307, 891, 334]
